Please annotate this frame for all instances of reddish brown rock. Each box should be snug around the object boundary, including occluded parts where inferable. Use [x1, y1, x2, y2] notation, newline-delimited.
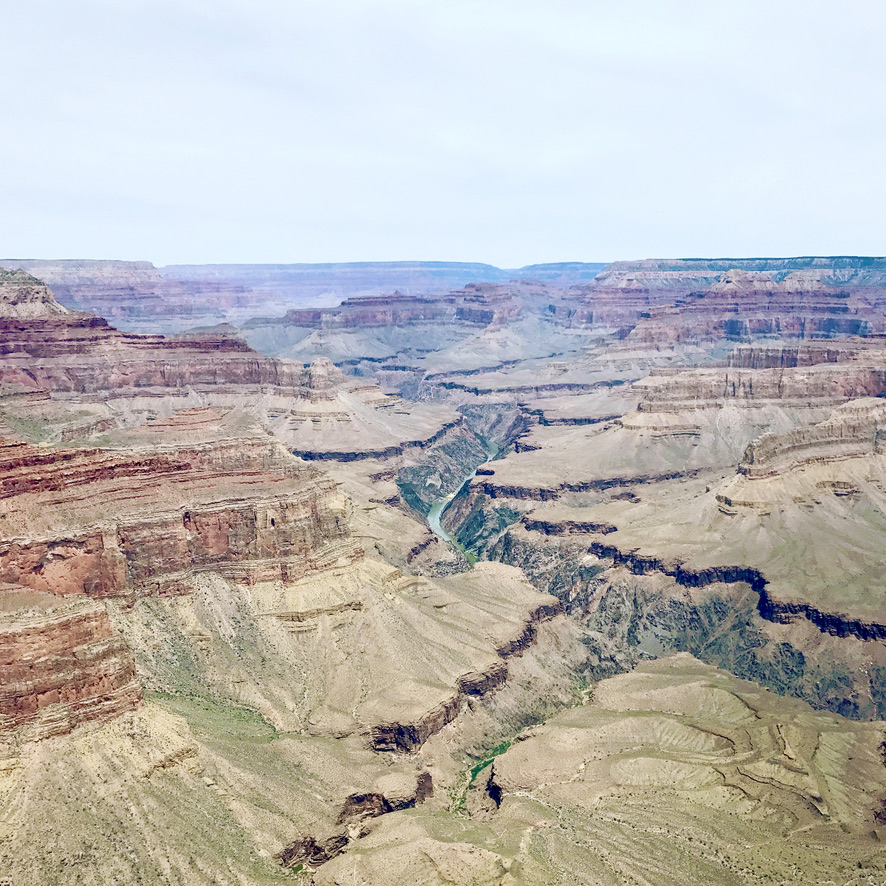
[0, 414, 355, 599]
[0, 313, 309, 396]
[0, 594, 141, 738]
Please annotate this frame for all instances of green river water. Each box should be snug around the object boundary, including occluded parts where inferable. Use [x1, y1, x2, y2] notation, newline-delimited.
[425, 440, 500, 563]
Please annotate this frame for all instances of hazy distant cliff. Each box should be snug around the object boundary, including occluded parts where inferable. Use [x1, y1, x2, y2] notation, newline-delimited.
[0, 259, 606, 332]
[590, 256, 886, 293]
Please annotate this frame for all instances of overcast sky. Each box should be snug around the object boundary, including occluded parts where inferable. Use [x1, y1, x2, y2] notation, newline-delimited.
[2, 0, 884, 266]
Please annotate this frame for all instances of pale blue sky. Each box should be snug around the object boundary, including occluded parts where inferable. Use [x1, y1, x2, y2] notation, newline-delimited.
[2, 0, 884, 265]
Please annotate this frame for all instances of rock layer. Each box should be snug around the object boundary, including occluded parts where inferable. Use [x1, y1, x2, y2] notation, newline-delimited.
[0, 417, 352, 599]
[740, 397, 886, 477]
[0, 269, 69, 319]
[0, 595, 141, 738]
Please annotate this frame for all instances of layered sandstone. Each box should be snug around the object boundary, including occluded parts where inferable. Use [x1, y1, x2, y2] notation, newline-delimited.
[0, 260, 606, 335]
[634, 361, 886, 412]
[241, 279, 612, 376]
[588, 256, 886, 295]
[577, 259, 886, 354]
[0, 594, 140, 739]
[739, 397, 886, 478]
[725, 341, 868, 368]
[625, 287, 875, 346]
[0, 259, 264, 332]
[0, 409, 353, 599]
[0, 312, 308, 397]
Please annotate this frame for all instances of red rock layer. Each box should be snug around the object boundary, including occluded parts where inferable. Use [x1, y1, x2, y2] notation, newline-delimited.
[624, 289, 877, 346]
[725, 343, 867, 369]
[0, 597, 141, 738]
[0, 434, 355, 599]
[0, 314, 310, 396]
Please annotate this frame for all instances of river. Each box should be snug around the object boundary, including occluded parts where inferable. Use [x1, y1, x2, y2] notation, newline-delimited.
[425, 440, 500, 563]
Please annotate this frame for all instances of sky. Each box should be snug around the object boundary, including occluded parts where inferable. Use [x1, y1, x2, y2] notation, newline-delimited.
[1, 0, 885, 266]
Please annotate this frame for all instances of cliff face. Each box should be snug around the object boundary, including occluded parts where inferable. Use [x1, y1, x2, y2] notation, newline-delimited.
[0, 596, 141, 739]
[561, 258, 886, 342]
[245, 282, 547, 333]
[0, 408, 357, 743]
[624, 289, 875, 346]
[263, 295, 455, 330]
[725, 343, 863, 369]
[0, 313, 313, 396]
[0, 260, 263, 332]
[0, 414, 352, 599]
[589, 256, 886, 295]
[0, 260, 606, 333]
[635, 362, 886, 411]
[6, 255, 886, 883]
[739, 397, 886, 477]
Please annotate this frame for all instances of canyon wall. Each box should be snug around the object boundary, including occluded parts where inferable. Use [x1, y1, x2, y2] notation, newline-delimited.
[0, 596, 141, 739]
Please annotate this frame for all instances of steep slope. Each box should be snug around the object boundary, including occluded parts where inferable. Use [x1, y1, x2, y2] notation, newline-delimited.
[0, 270, 583, 884]
[0, 269, 69, 318]
[4, 258, 886, 884]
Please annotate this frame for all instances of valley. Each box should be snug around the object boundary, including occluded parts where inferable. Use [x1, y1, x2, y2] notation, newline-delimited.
[2, 258, 886, 884]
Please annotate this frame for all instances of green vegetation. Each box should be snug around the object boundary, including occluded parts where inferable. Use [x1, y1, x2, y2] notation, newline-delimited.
[0, 409, 54, 442]
[146, 691, 279, 744]
[449, 738, 513, 813]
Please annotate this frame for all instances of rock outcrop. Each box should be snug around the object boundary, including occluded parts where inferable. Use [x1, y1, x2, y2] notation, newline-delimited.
[0, 260, 262, 332]
[0, 594, 141, 738]
[266, 356, 466, 461]
[725, 342, 866, 368]
[635, 361, 886, 411]
[0, 269, 69, 319]
[0, 313, 308, 396]
[368, 595, 562, 752]
[0, 412, 353, 599]
[739, 397, 886, 478]
[587, 256, 886, 295]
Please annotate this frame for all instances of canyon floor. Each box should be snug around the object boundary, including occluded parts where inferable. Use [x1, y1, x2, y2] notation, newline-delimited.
[3, 258, 886, 884]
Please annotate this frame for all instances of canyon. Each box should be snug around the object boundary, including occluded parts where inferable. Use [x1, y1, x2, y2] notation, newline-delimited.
[2, 257, 886, 884]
